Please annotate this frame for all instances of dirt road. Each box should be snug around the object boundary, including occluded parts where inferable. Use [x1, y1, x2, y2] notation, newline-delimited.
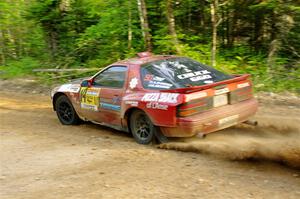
[0, 90, 300, 199]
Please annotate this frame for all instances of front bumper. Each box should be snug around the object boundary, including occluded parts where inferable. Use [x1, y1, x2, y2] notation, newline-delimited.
[160, 98, 258, 137]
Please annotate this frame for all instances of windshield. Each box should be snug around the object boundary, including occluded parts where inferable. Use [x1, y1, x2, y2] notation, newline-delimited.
[140, 57, 232, 90]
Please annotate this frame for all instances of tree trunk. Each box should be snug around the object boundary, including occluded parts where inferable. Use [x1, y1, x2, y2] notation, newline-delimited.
[46, 27, 58, 59]
[227, 7, 236, 47]
[221, 5, 226, 46]
[187, 2, 192, 31]
[267, 12, 294, 72]
[267, 39, 280, 74]
[0, 29, 5, 65]
[253, 13, 263, 51]
[166, 0, 181, 54]
[226, 7, 230, 47]
[128, 0, 132, 49]
[6, 28, 17, 59]
[137, 0, 152, 51]
[210, 0, 218, 67]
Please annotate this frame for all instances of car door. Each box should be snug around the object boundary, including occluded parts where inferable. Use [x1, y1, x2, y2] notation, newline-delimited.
[80, 65, 127, 127]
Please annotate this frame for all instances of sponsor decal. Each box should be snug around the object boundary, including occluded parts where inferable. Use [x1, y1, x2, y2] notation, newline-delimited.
[86, 89, 100, 96]
[144, 74, 165, 82]
[204, 80, 214, 84]
[237, 82, 250, 88]
[158, 93, 179, 103]
[142, 93, 160, 102]
[81, 103, 98, 111]
[69, 85, 81, 92]
[185, 91, 207, 102]
[153, 76, 165, 82]
[148, 81, 172, 89]
[149, 61, 213, 83]
[129, 77, 138, 89]
[125, 101, 139, 107]
[190, 74, 212, 82]
[100, 102, 121, 111]
[58, 84, 80, 93]
[215, 87, 229, 95]
[146, 102, 168, 110]
[144, 74, 153, 81]
[144, 74, 170, 89]
[177, 70, 212, 82]
[142, 93, 179, 103]
[80, 87, 101, 111]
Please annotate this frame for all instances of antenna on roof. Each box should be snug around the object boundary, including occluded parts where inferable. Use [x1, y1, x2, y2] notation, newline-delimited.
[137, 52, 153, 58]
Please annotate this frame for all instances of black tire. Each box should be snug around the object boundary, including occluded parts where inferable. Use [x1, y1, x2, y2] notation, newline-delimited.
[55, 95, 81, 125]
[130, 110, 156, 145]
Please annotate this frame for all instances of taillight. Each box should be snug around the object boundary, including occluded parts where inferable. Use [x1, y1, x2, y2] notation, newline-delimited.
[177, 81, 253, 117]
[230, 85, 253, 104]
[177, 97, 213, 117]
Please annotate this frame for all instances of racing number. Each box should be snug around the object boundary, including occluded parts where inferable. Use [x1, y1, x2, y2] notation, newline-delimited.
[79, 87, 101, 111]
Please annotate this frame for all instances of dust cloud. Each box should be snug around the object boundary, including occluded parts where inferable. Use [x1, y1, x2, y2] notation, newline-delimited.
[158, 117, 300, 168]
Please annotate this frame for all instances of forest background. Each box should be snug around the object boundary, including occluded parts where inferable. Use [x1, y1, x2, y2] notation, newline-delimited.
[0, 0, 299, 92]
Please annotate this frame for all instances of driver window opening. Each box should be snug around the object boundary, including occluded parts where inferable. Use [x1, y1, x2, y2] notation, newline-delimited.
[93, 66, 127, 88]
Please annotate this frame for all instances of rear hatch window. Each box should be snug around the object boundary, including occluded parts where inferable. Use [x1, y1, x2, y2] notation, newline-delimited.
[140, 57, 232, 90]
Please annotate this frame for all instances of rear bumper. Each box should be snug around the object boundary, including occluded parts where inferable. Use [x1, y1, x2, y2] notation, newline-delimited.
[160, 98, 258, 137]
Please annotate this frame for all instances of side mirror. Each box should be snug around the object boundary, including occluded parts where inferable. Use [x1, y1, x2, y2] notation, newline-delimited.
[81, 79, 92, 87]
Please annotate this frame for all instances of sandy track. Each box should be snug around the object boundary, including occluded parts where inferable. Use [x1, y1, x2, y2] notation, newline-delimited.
[0, 91, 300, 199]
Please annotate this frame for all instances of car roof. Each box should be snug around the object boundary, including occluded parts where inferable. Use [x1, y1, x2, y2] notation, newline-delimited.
[112, 53, 177, 67]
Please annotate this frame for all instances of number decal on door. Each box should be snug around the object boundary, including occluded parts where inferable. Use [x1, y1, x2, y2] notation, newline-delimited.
[80, 87, 101, 111]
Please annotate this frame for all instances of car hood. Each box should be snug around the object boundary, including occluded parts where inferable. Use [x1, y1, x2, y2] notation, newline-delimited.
[51, 76, 90, 98]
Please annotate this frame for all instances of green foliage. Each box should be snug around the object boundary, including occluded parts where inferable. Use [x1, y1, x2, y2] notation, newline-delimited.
[180, 44, 211, 66]
[0, 0, 299, 93]
[0, 57, 40, 78]
[75, 0, 144, 65]
[252, 69, 300, 93]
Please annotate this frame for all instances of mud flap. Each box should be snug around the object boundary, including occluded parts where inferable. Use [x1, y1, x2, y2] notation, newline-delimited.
[154, 127, 168, 144]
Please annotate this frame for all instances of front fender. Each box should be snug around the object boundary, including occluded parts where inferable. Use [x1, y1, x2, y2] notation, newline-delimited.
[51, 83, 81, 110]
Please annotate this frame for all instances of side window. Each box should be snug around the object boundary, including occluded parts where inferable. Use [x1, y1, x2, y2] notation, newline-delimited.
[93, 66, 127, 88]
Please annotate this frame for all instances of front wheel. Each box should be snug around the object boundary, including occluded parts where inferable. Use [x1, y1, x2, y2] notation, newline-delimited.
[130, 110, 156, 145]
[55, 95, 81, 125]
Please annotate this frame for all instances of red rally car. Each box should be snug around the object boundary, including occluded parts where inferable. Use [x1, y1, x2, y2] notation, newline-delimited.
[51, 52, 258, 144]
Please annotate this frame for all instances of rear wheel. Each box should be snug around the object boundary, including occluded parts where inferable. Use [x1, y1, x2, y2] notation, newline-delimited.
[55, 95, 80, 125]
[130, 110, 156, 145]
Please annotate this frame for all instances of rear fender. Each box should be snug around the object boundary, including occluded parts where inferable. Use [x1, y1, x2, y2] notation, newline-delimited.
[121, 92, 184, 127]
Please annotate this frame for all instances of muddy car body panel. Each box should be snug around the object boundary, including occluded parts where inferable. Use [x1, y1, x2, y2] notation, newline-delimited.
[51, 52, 258, 141]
